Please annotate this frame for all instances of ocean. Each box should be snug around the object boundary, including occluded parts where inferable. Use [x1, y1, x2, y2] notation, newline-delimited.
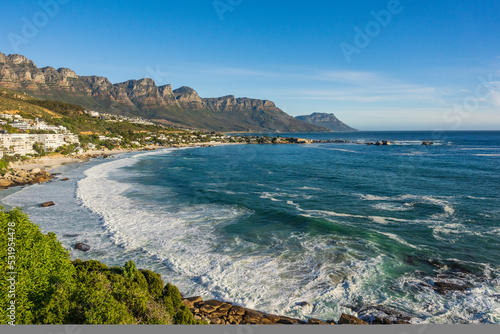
[2, 131, 500, 324]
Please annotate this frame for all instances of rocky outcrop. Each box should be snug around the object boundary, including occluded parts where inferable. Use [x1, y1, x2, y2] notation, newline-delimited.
[184, 296, 388, 325]
[0, 51, 328, 132]
[188, 298, 308, 325]
[296, 112, 357, 132]
[0, 169, 52, 189]
[40, 201, 55, 207]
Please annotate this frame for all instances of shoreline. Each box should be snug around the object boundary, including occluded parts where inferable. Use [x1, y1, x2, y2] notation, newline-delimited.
[7, 142, 245, 173]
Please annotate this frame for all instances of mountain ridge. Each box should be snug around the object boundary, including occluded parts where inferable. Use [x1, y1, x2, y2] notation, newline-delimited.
[296, 112, 357, 132]
[0, 52, 329, 133]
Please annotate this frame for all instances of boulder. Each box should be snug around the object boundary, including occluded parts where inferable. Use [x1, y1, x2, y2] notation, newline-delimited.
[200, 304, 218, 314]
[33, 172, 52, 183]
[372, 317, 392, 324]
[40, 201, 55, 207]
[61, 178, 70, 181]
[278, 317, 300, 324]
[0, 179, 13, 188]
[422, 142, 434, 146]
[31, 168, 41, 174]
[181, 299, 194, 309]
[208, 317, 222, 325]
[243, 310, 263, 324]
[204, 300, 224, 308]
[74, 243, 91, 252]
[229, 306, 245, 316]
[338, 313, 368, 325]
[263, 314, 281, 323]
[217, 303, 233, 312]
[209, 309, 229, 318]
[308, 318, 328, 325]
[185, 296, 203, 303]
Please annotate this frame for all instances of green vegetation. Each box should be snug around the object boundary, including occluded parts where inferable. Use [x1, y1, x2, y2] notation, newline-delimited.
[0, 208, 203, 325]
[26, 99, 84, 115]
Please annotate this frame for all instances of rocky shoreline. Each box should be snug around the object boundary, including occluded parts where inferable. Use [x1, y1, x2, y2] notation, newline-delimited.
[0, 168, 53, 189]
[181, 296, 410, 325]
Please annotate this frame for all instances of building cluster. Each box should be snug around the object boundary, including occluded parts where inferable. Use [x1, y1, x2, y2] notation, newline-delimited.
[0, 113, 80, 157]
[83, 110, 155, 126]
[0, 114, 70, 133]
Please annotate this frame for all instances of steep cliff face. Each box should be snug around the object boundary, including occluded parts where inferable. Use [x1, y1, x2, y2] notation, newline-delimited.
[296, 113, 357, 132]
[0, 51, 329, 132]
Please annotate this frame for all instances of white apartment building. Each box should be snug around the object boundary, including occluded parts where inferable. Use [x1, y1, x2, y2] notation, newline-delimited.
[0, 134, 38, 155]
[0, 114, 14, 121]
[10, 121, 31, 131]
[39, 134, 67, 152]
[64, 134, 80, 144]
[0, 133, 80, 155]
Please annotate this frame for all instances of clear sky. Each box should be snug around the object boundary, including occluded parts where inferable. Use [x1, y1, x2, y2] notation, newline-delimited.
[1, 0, 500, 130]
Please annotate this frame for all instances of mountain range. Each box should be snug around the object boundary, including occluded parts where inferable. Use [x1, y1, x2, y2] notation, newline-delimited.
[0, 51, 355, 132]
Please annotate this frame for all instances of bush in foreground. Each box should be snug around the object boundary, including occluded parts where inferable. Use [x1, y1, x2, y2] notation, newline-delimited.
[0, 208, 201, 325]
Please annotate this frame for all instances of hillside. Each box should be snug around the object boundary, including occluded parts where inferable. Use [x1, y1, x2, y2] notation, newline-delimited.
[0, 87, 170, 136]
[0, 87, 66, 119]
[295, 113, 357, 132]
[0, 52, 329, 133]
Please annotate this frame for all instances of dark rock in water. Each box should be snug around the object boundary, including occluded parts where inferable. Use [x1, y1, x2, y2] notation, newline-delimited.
[63, 234, 80, 238]
[61, 178, 70, 181]
[40, 201, 55, 207]
[375, 140, 392, 146]
[74, 243, 91, 252]
[433, 281, 469, 294]
[422, 141, 434, 146]
[338, 313, 368, 325]
[356, 305, 412, 323]
[372, 317, 392, 324]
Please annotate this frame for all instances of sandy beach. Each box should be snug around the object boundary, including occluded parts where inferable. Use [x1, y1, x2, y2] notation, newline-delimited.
[8, 147, 161, 172]
[7, 142, 243, 172]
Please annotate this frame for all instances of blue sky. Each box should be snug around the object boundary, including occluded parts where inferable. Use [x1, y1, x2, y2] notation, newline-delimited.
[1, 0, 500, 130]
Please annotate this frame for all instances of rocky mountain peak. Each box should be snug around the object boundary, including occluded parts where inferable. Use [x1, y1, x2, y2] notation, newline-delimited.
[0, 52, 7, 64]
[8, 54, 36, 67]
[173, 86, 203, 108]
[57, 68, 79, 79]
[296, 112, 357, 132]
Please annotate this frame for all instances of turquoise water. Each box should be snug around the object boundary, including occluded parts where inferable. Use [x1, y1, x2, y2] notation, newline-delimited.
[3, 131, 500, 323]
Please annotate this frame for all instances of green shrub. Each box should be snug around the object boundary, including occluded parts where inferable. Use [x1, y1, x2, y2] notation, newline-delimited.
[0, 208, 75, 324]
[140, 269, 164, 300]
[0, 208, 197, 325]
